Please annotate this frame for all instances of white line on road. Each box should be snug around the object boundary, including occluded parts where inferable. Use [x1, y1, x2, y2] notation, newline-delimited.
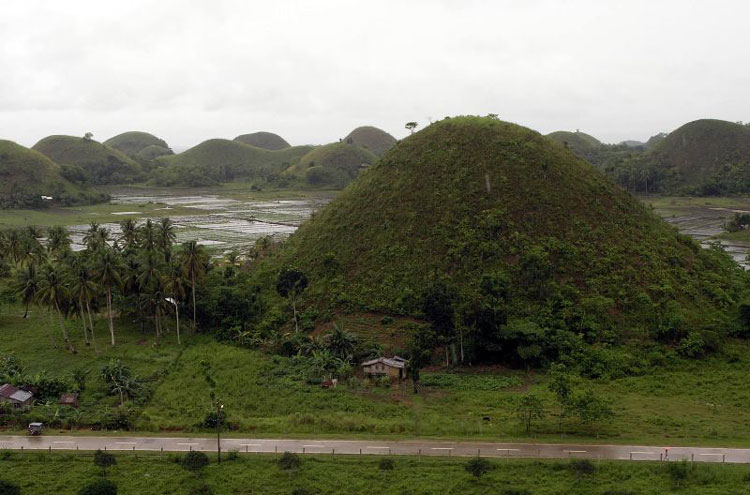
[431, 448, 453, 451]
[630, 452, 655, 455]
[302, 445, 326, 448]
[53, 441, 75, 444]
[564, 450, 587, 453]
[366, 446, 390, 449]
[238, 444, 261, 447]
[116, 442, 137, 445]
[177, 443, 200, 446]
[497, 449, 520, 451]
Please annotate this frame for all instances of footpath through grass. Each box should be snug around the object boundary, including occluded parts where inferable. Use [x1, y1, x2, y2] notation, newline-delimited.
[1, 451, 749, 495]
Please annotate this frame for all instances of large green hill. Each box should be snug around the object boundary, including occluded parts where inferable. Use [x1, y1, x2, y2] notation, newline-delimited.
[0, 140, 106, 208]
[284, 142, 378, 188]
[645, 119, 750, 194]
[153, 139, 313, 186]
[32, 135, 143, 185]
[104, 131, 171, 158]
[343, 126, 397, 156]
[233, 132, 290, 150]
[264, 116, 747, 365]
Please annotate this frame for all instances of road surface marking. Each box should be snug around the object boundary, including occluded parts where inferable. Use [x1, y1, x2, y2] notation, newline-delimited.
[177, 443, 200, 446]
[302, 445, 326, 448]
[564, 450, 587, 453]
[699, 454, 724, 457]
[497, 448, 520, 451]
[431, 448, 453, 451]
[116, 442, 137, 445]
[366, 446, 390, 449]
[53, 441, 75, 444]
[238, 443, 261, 447]
[630, 452, 655, 455]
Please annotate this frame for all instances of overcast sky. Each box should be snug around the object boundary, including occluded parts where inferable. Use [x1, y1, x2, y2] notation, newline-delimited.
[2, 0, 749, 149]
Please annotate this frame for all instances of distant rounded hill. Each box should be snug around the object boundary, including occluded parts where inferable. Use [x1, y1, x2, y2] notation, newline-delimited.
[265, 116, 746, 361]
[233, 132, 290, 150]
[284, 142, 378, 188]
[153, 139, 313, 186]
[137, 144, 173, 161]
[0, 140, 106, 208]
[343, 126, 397, 156]
[104, 131, 171, 158]
[546, 130, 602, 162]
[646, 119, 750, 193]
[32, 135, 143, 185]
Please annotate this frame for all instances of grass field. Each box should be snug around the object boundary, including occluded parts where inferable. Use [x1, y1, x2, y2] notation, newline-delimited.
[0, 451, 748, 495]
[4, 306, 750, 445]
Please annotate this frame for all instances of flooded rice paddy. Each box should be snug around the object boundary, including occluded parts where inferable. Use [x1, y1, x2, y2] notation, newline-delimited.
[68, 190, 333, 255]
[649, 199, 750, 268]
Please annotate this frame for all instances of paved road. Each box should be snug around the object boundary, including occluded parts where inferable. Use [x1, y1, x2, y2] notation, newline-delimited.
[0, 436, 746, 463]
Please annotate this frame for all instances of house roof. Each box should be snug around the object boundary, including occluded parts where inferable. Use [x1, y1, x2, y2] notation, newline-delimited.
[361, 357, 407, 369]
[0, 384, 32, 402]
[59, 393, 78, 405]
[0, 383, 18, 399]
[10, 390, 32, 402]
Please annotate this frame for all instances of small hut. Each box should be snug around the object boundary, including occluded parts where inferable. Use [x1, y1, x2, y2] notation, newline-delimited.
[0, 384, 33, 410]
[59, 393, 79, 408]
[361, 356, 408, 380]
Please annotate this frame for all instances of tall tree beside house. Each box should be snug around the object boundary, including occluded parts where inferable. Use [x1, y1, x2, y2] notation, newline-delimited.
[180, 240, 209, 329]
[421, 280, 458, 366]
[37, 263, 75, 353]
[15, 262, 39, 319]
[95, 247, 123, 346]
[276, 266, 308, 333]
[165, 261, 187, 344]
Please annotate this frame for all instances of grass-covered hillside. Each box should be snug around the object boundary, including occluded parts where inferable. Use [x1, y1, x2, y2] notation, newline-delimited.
[284, 142, 378, 188]
[104, 131, 171, 158]
[234, 131, 291, 150]
[136, 144, 173, 160]
[152, 139, 313, 187]
[545, 130, 602, 163]
[264, 116, 748, 365]
[645, 119, 750, 194]
[0, 140, 107, 208]
[32, 135, 143, 185]
[344, 126, 397, 156]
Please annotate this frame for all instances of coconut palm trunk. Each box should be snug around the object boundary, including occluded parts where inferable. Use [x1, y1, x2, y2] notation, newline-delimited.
[106, 286, 115, 346]
[86, 301, 97, 350]
[79, 296, 90, 346]
[55, 300, 75, 353]
[191, 272, 197, 328]
[175, 299, 181, 345]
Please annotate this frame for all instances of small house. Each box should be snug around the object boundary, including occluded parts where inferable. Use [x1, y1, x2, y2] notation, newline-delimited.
[0, 384, 33, 410]
[59, 393, 79, 408]
[362, 356, 408, 380]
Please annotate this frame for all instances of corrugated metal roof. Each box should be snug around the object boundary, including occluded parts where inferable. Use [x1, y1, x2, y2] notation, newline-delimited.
[10, 390, 32, 402]
[361, 357, 407, 369]
[0, 383, 18, 399]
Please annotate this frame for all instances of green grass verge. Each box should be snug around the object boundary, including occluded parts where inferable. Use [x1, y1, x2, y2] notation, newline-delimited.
[0, 451, 748, 495]
[5, 306, 750, 446]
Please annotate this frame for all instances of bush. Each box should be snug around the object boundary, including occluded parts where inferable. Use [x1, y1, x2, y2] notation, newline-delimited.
[182, 451, 209, 472]
[226, 450, 239, 461]
[93, 449, 116, 474]
[278, 451, 302, 471]
[666, 460, 691, 485]
[378, 458, 395, 471]
[465, 457, 493, 479]
[569, 459, 597, 476]
[79, 479, 117, 495]
[0, 480, 20, 495]
[189, 485, 214, 495]
[291, 489, 315, 495]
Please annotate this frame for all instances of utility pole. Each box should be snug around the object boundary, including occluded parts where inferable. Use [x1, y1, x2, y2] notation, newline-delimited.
[216, 399, 224, 463]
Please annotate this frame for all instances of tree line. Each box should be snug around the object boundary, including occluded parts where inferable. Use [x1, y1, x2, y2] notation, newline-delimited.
[0, 218, 210, 351]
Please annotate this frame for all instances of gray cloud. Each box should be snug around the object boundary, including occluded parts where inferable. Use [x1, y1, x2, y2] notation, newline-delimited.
[1, 0, 749, 149]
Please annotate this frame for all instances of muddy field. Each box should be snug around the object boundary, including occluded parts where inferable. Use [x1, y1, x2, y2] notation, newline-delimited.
[68, 190, 333, 255]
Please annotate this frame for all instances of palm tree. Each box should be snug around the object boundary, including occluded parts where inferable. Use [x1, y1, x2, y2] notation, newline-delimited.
[95, 248, 123, 346]
[324, 323, 359, 362]
[15, 263, 40, 318]
[139, 219, 157, 253]
[68, 256, 99, 347]
[6, 229, 23, 265]
[119, 218, 139, 252]
[156, 218, 176, 258]
[83, 222, 101, 251]
[47, 226, 71, 259]
[165, 262, 187, 344]
[37, 263, 75, 353]
[180, 241, 208, 329]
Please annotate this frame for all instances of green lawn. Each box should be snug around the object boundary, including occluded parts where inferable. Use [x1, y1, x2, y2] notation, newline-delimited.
[0, 451, 749, 495]
[4, 306, 750, 446]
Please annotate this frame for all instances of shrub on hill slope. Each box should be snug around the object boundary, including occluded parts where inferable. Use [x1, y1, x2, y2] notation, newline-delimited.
[104, 131, 171, 157]
[32, 135, 143, 185]
[261, 116, 748, 366]
[0, 140, 107, 208]
[343, 126, 397, 156]
[546, 130, 603, 163]
[152, 139, 313, 186]
[234, 132, 291, 150]
[284, 142, 378, 188]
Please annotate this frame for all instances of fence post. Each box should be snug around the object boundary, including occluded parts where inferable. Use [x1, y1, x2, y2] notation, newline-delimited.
[630, 453, 632, 461]
[388, 448, 391, 456]
[303, 447, 306, 454]
[691, 453, 694, 462]
[723, 454, 726, 463]
[332, 448, 334, 456]
[418, 448, 421, 457]
[275, 446, 278, 454]
[477, 449, 480, 458]
[359, 448, 362, 456]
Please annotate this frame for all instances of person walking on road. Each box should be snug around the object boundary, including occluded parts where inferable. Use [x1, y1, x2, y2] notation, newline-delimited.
[664, 447, 670, 461]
